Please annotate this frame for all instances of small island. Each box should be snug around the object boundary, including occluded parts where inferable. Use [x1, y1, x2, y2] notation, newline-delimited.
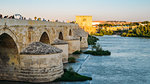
[71, 35, 111, 56]
[84, 44, 111, 56]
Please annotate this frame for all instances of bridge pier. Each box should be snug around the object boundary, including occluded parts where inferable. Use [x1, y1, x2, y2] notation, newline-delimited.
[80, 36, 88, 48]
[19, 42, 64, 83]
[73, 28, 88, 48]
[52, 39, 69, 63]
[66, 36, 81, 54]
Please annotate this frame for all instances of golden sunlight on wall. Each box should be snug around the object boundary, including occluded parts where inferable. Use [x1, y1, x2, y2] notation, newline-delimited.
[76, 16, 96, 34]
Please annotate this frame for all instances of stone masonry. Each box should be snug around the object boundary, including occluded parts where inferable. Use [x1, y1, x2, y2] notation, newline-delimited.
[0, 19, 88, 82]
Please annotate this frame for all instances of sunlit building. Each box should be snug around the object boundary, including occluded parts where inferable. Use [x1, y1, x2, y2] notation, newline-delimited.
[76, 16, 96, 34]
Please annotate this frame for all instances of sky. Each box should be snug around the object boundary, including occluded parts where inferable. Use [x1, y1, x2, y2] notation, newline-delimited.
[0, 0, 150, 22]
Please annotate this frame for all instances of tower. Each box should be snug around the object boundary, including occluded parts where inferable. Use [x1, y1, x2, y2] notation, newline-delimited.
[76, 16, 94, 34]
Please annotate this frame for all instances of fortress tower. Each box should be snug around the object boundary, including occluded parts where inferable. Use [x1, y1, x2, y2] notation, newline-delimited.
[76, 16, 95, 34]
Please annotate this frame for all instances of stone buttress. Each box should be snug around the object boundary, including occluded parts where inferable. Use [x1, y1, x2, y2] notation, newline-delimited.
[19, 42, 64, 83]
[52, 39, 68, 63]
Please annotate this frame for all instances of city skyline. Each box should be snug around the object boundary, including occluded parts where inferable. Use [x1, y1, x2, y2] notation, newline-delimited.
[0, 0, 150, 22]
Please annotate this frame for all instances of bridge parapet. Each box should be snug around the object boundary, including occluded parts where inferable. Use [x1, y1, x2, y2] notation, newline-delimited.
[0, 19, 79, 28]
[0, 19, 83, 52]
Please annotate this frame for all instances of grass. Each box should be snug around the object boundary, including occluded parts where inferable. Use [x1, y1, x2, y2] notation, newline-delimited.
[54, 68, 92, 82]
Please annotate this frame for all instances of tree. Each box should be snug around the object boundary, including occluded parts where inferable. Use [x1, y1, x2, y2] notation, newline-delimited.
[34, 17, 37, 20]
[142, 21, 149, 24]
[98, 24, 104, 27]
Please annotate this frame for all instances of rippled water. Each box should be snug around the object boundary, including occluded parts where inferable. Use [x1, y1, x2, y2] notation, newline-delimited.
[1, 35, 150, 84]
[65, 35, 150, 84]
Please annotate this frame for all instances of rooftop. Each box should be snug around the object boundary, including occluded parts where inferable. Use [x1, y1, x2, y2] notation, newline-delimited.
[20, 42, 63, 55]
[73, 28, 88, 37]
[52, 39, 68, 45]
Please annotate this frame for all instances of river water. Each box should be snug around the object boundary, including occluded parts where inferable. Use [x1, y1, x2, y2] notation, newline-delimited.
[63, 35, 150, 84]
[1, 35, 150, 84]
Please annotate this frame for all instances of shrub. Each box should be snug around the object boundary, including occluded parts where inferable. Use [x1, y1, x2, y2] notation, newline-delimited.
[95, 44, 102, 51]
[72, 50, 82, 55]
[84, 50, 111, 56]
[93, 33, 104, 36]
[121, 32, 127, 36]
[88, 35, 99, 45]
[121, 24, 150, 38]
[68, 57, 76, 63]
[84, 44, 111, 56]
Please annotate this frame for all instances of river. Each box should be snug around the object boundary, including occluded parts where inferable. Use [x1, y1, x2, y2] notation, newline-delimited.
[63, 35, 150, 84]
[1, 35, 150, 84]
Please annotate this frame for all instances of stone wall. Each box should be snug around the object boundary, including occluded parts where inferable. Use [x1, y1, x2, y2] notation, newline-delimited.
[0, 53, 64, 83]
[19, 53, 63, 83]
[80, 37, 88, 48]
[53, 44, 68, 63]
[67, 40, 80, 54]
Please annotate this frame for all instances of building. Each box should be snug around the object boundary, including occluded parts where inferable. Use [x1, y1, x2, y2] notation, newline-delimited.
[76, 16, 96, 34]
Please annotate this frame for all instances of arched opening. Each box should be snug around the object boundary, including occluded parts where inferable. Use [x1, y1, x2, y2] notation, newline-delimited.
[80, 37, 82, 41]
[69, 29, 72, 36]
[40, 32, 50, 44]
[0, 33, 18, 66]
[59, 32, 63, 40]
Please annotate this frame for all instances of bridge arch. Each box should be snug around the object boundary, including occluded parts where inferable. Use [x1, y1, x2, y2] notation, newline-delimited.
[0, 29, 19, 66]
[40, 32, 50, 44]
[58, 32, 63, 40]
[0, 28, 20, 53]
[38, 29, 51, 44]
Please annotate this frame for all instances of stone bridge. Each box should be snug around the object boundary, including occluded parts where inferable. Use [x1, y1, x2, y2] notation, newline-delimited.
[0, 19, 88, 83]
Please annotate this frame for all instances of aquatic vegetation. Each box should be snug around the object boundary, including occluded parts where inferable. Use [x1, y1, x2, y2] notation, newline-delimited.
[88, 35, 99, 45]
[84, 44, 111, 56]
[72, 50, 82, 55]
[68, 57, 76, 63]
[54, 68, 92, 82]
[84, 50, 111, 56]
